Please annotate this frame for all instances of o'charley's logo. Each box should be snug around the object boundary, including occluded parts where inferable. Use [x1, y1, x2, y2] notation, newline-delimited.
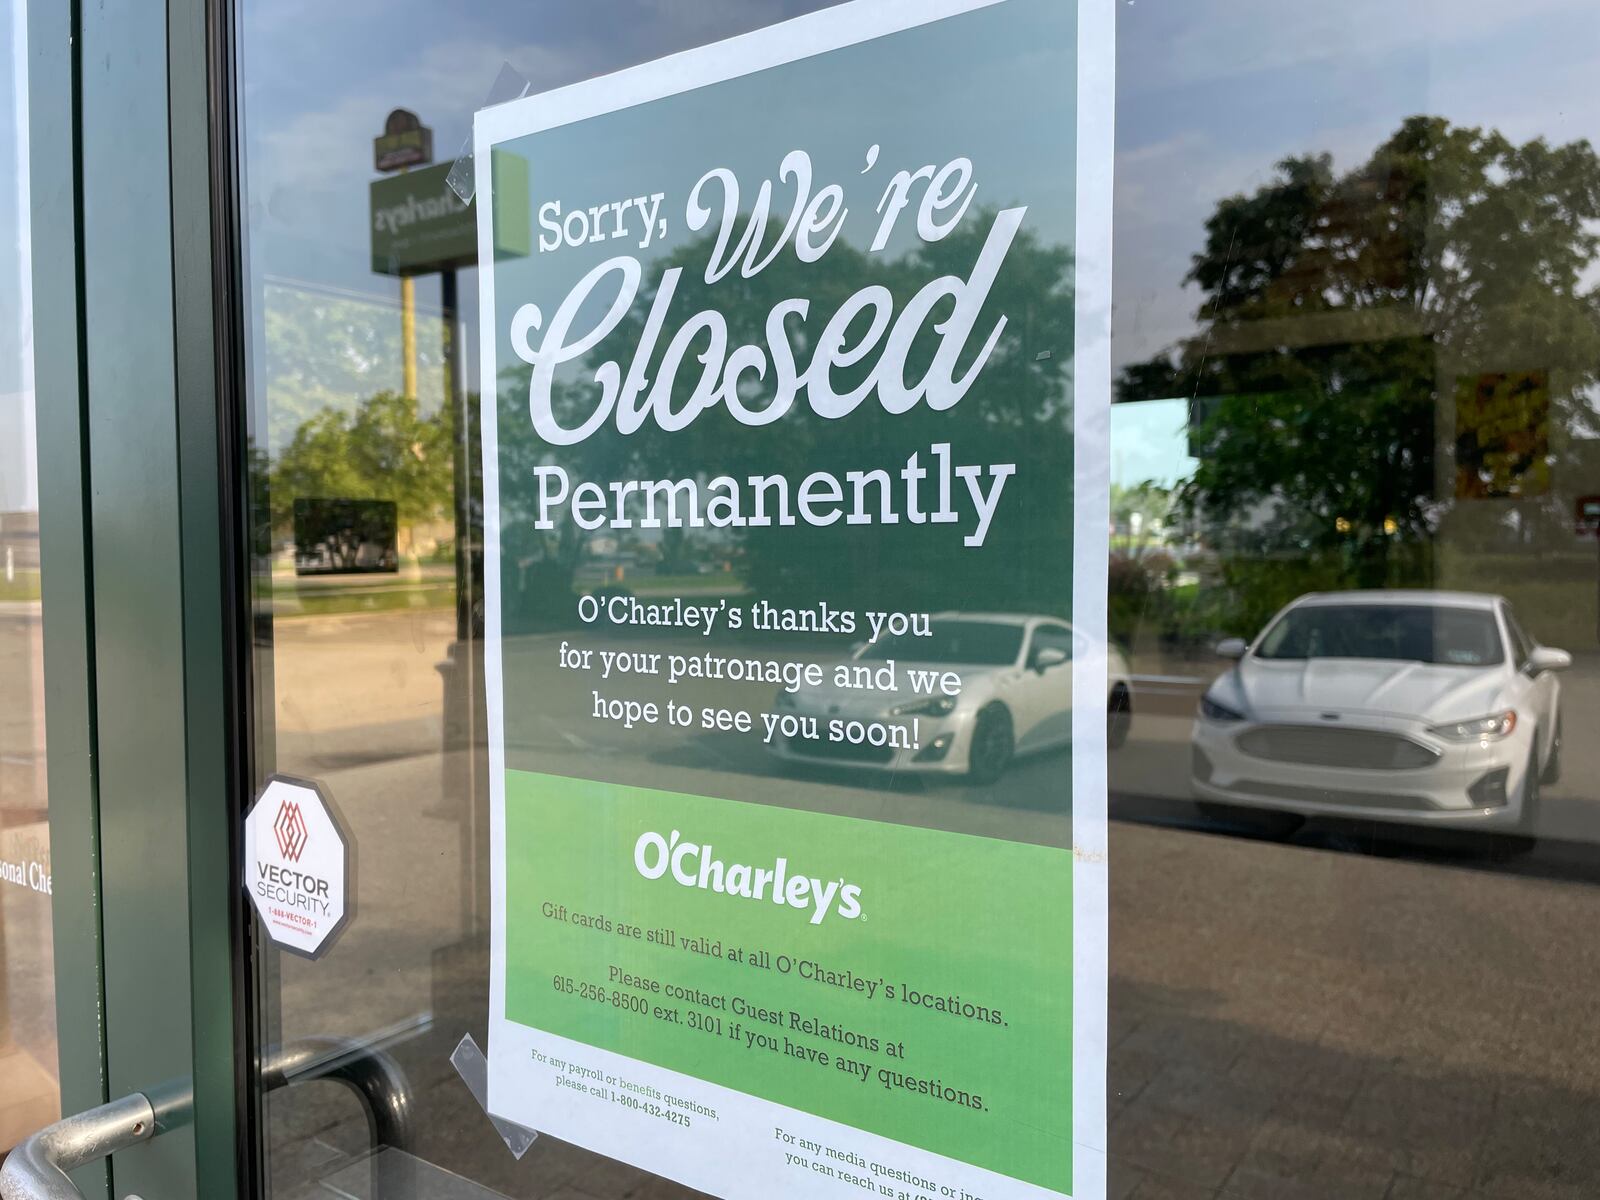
[633, 829, 863, 925]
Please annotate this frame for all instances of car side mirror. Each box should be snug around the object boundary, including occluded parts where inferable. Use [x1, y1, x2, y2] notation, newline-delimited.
[1215, 637, 1248, 661]
[1526, 646, 1572, 675]
[1033, 646, 1069, 673]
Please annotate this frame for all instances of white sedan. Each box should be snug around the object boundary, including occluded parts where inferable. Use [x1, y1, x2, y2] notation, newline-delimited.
[769, 613, 1133, 783]
[1191, 590, 1568, 834]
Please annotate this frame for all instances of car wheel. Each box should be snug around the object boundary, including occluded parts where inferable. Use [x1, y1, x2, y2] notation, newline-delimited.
[1193, 800, 1304, 839]
[1517, 744, 1543, 837]
[1107, 683, 1132, 751]
[1493, 746, 1544, 858]
[966, 704, 1014, 785]
[1541, 712, 1562, 785]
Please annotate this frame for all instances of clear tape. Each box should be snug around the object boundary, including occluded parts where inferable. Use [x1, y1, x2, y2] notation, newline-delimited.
[447, 63, 532, 202]
[450, 1032, 539, 1159]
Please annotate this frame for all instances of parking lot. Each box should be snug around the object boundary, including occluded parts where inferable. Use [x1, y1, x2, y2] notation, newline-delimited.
[237, 608, 1600, 1197]
[10, 597, 1600, 1194]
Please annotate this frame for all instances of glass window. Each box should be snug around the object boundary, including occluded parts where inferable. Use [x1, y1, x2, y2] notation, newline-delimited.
[231, 0, 1600, 1196]
[1109, 0, 1600, 1194]
[1028, 623, 1075, 667]
[1504, 605, 1536, 666]
[1254, 602, 1506, 666]
[0, 0, 60, 1151]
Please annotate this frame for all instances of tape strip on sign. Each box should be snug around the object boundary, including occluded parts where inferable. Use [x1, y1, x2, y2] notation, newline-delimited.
[243, 774, 353, 959]
[451, 1033, 540, 1160]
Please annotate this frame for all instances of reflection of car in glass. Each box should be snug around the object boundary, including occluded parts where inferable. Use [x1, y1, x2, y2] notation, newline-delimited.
[1191, 591, 1569, 834]
[769, 613, 1133, 784]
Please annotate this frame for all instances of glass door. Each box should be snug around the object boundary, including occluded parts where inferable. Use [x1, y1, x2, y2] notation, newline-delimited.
[1, 0, 64, 1155]
[11, 0, 249, 1195]
[28, 1, 1600, 1199]
[226, 0, 1600, 1197]
[230, 1, 1101, 1197]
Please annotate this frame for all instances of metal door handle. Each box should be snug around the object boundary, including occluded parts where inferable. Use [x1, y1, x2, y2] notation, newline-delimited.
[259, 1036, 413, 1152]
[0, 1037, 412, 1199]
[0, 1093, 156, 1200]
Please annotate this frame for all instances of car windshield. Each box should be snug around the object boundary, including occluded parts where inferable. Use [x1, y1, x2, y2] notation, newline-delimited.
[1255, 604, 1505, 666]
[858, 620, 1026, 666]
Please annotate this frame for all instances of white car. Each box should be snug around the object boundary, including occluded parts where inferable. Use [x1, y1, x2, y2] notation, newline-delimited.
[1191, 590, 1569, 834]
[769, 613, 1133, 783]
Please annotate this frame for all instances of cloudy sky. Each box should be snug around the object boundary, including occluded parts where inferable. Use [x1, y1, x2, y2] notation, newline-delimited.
[1113, 0, 1600, 371]
[7, 0, 1600, 497]
[236, 0, 1600, 360]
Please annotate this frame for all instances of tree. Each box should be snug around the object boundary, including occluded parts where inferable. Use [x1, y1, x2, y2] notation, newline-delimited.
[1118, 116, 1600, 586]
[272, 389, 455, 539]
[1111, 480, 1175, 559]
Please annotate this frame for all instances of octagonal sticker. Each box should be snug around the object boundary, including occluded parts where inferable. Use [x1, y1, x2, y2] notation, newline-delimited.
[244, 775, 350, 958]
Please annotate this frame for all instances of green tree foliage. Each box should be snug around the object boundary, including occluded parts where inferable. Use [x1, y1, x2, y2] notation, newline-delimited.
[271, 390, 455, 536]
[1119, 116, 1600, 586]
[1110, 480, 1174, 558]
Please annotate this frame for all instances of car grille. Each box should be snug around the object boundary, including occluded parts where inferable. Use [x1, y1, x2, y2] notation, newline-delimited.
[1235, 780, 1438, 811]
[786, 735, 895, 765]
[1235, 725, 1439, 770]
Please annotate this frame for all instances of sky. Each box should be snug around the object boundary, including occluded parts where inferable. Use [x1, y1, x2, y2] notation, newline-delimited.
[1112, 0, 1600, 372]
[1110, 398, 1194, 490]
[230, 0, 1600, 377]
[7, 0, 1600, 488]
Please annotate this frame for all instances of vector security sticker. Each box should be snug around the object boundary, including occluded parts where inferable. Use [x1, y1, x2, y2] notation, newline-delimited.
[244, 775, 350, 958]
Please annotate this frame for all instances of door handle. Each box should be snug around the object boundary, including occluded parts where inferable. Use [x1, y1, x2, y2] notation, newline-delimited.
[0, 1037, 413, 1199]
[0, 1093, 156, 1199]
[259, 1035, 413, 1152]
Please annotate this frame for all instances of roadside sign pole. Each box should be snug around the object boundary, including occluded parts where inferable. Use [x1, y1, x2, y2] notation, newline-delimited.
[400, 273, 416, 398]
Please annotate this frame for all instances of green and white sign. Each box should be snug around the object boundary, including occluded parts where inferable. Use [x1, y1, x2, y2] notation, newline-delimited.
[475, 0, 1112, 1196]
[370, 156, 530, 276]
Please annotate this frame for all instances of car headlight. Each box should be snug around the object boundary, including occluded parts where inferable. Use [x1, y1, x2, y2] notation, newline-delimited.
[1429, 710, 1517, 742]
[892, 695, 958, 717]
[1198, 693, 1245, 723]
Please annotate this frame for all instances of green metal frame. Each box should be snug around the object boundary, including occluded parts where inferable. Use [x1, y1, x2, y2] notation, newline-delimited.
[28, 0, 248, 1196]
[28, 1, 108, 1195]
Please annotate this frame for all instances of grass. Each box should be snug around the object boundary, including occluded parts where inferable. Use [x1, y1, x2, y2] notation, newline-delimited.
[275, 582, 456, 618]
[0, 570, 42, 603]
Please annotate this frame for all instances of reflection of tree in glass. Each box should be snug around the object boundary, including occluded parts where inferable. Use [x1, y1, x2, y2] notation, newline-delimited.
[271, 390, 455, 543]
[495, 211, 1076, 620]
[1119, 116, 1600, 592]
[292, 498, 398, 573]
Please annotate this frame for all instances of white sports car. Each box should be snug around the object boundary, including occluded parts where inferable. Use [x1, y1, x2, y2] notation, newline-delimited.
[769, 613, 1133, 783]
[1191, 590, 1569, 833]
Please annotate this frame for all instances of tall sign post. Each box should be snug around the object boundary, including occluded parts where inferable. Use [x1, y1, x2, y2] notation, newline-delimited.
[372, 108, 434, 398]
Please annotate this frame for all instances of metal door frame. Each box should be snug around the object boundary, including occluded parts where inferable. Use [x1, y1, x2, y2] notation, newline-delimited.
[27, 0, 252, 1195]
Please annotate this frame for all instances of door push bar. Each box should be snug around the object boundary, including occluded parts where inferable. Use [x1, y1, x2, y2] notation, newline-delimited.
[0, 1094, 156, 1200]
[0, 1038, 413, 1199]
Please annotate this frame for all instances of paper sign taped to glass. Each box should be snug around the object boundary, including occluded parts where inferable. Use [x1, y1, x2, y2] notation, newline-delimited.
[473, 1, 1112, 1196]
